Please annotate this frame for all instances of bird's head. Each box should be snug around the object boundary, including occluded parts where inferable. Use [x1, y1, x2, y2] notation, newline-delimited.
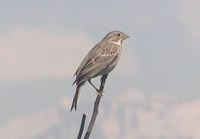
[102, 31, 129, 45]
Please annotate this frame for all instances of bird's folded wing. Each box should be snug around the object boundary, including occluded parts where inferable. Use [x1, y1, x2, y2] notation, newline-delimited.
[75, 43, 119, 83]
[74, 43, 100, 76]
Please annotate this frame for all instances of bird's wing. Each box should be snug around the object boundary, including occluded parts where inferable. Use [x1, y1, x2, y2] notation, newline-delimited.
[75, 42, 120, 84]
[74, 43, 100, 76]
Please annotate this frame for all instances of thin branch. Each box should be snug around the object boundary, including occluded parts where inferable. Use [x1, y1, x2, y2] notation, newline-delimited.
[77, 113, 86, 139]
[84, 74, 108, 139]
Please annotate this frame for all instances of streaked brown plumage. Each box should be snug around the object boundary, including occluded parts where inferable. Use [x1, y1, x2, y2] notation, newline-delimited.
[71, 31, 129, 111]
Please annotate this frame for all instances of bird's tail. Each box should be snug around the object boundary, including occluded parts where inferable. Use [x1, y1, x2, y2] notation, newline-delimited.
[70, 84, 83, 111]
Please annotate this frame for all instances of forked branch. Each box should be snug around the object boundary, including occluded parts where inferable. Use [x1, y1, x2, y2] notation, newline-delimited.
[84, 74, 108, 139]
[76, 74, 108, 139]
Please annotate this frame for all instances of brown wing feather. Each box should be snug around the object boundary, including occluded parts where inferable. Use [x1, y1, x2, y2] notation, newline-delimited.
[74, 43, 100, 76]
[74, 42, 121, 84]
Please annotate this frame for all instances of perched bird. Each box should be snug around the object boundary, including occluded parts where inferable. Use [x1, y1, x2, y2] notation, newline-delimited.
[70, 31, 129, 111]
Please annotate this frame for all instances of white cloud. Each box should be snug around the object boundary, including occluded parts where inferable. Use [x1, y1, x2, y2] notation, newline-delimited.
[176, 0, 200, 49]
[0, 27, 93, 81]
[101, 89, 200, 139]
[0, 108, 62, 139]
[0, 97, 75, 139]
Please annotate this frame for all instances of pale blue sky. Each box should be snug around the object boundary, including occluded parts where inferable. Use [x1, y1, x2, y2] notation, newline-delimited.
[0, 0, 200, 138]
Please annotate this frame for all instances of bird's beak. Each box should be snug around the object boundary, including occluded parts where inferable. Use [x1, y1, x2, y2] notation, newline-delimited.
[123, 34, 129, 39]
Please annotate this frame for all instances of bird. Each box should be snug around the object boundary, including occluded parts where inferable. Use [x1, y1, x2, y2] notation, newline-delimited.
[70, 31, 129, 111]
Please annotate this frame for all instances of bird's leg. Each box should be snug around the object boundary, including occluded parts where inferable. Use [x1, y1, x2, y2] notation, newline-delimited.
[100, 74, 108, 87]
[100, 74, 108, 94]
[88, 79, 100, 93]
[97, 74, 108, 97]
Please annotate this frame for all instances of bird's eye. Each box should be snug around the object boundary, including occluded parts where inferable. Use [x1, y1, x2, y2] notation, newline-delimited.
[117, 33, 120, 36]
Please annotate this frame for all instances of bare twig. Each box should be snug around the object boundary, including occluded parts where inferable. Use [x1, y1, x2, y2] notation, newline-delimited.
[84, 74, 108, 139]
[77, 113, 86, 139]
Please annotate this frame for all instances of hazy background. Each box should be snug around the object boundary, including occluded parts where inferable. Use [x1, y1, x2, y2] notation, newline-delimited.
[0, 0, 200, 139]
